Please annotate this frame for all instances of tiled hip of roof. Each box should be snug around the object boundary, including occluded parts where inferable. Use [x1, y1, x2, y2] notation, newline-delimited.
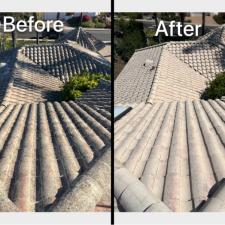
[49, 148, 111, 212]
[114, 160, 171, 212]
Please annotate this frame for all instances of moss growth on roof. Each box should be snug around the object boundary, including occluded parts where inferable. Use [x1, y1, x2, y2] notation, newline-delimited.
[61, 72, 110, 100]
[201, 72, 225, 99]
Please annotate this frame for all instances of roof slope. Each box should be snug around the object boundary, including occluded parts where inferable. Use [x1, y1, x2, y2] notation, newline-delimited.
[22, 42, 110, 83]
[59, 27, 106, 52]
[1, 50, 63, 105]
[165, 40, 225, 81]
[165, 26, 225, 81]
[78, 79, 111, 112]
[147, 49, 207, 103]
[115, 45, 163, 104]
[0, 100, 111, 212]
[115, 26, 225, 105]
[0, 49, 17, 103]
[115, 99, 225, 212]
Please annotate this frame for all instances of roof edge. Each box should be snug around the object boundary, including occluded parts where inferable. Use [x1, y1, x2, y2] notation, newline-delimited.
[48, 148, 111, 212]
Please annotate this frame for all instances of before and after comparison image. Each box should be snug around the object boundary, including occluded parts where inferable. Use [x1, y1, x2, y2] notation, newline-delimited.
[1, 0, 225, 224]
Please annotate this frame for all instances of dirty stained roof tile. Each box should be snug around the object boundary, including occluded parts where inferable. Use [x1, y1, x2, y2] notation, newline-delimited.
[22, 42, 111, 83]
[0, 101, 111, 212]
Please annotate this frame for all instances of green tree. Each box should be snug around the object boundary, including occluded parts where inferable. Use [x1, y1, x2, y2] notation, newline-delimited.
[201, 72, 225, 99]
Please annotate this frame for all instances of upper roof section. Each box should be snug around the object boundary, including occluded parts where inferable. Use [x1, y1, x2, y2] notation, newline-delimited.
[115, 45, 163, 105]
[21, 42, 111, 83]
[197, 25, 225, 46]
[59, 27, 106, 52]
[115, 26, 225, 105]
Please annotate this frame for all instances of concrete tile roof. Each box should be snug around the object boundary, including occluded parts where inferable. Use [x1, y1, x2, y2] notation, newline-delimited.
[115, 26, 225, 105]
[197, 178, 225, 212]
[1, 50, 63, 106]
[59, 27, 106, 52]
[115, 160, 171, 212]
[22, 42, 110, 83]
[165, 26, 225, 81]
[0, 101, 111, 212]
[115, 99, 225, 212]
[147, 49, 207, 104]
[165, 40, 225, 81]
[78, 79, 111, 113]
[115, 45, 163, 104]
[0, 43, 111, 107]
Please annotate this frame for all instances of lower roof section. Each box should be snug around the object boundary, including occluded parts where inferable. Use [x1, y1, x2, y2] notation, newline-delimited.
[0, 100, 111, 212]
[115, 99, 225, 212]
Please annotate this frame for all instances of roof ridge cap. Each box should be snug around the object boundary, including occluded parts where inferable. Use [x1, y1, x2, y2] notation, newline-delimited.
[135, 43, 167, 52]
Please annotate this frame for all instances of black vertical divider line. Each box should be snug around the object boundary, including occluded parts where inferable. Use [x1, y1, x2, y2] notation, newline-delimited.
[111, 0, 115, 223]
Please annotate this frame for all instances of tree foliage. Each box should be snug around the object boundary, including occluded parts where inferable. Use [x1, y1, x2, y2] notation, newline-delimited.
[115, 19, 146, 62]
[213, 13, 225, 25]
[61, 72, 110, 100]
[201, 72, 225, 99]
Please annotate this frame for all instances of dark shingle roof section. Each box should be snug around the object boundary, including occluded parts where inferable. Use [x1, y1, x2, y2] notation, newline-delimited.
[22, 43, 111, 83]
[115, 99, 225, 212]
[115, 45, 163, 104]
[0, 101, 110, 212]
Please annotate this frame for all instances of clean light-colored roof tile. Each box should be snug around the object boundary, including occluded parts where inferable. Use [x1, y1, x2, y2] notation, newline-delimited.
[115, 45, 163, 104]
[115, 99, 225, 212]
[147, 50, 207, 103]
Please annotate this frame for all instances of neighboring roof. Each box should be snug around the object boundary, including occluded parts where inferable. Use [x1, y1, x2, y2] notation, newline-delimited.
[59, 27, 106, 52]
[0, 100, 111, 212]
[59, 27, 111, 62]
[21, 42, 110, 83]
[115, 99, 225, 212]
[115, 45, 163, 105]
[115, 26, 225, 105]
